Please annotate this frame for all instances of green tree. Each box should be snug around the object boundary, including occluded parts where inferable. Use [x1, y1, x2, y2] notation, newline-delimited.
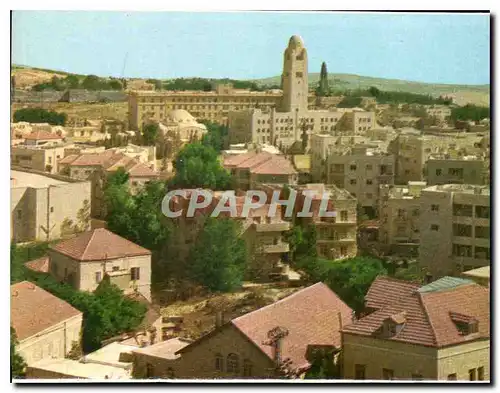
[11, 327, 26, 379]
[188, 217, 246, 292]
[13, 107, 67, 125]
[65, 74, 80, 89]
[169, 143, 233, 190]
[201, 121, 229, 152]
[142, 123, 159, 146]
[451, 104, 490, 123]
[317, 62, 330, 97]
[82, 75, 102, 90]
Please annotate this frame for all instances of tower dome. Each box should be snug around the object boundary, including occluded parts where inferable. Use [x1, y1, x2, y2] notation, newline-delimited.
[288, 35, 304, 48]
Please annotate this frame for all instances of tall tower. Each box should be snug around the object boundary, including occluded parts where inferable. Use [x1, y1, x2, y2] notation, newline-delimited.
[280, 35, 308, 113]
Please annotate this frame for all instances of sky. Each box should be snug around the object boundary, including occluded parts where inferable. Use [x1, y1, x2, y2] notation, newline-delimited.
[11, 11, 490, 85]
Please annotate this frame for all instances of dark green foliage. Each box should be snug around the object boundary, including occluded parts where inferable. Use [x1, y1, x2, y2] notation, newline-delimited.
[163, 77, 279, 92]
[188, 217, 246, 292]
[337, 96, 363, 108]
[169, 143, 234, 190]
[146, 79, 163, 90]
[11, 242, 50, 284]
[451, 104, 490, 123]
[337, 86, 452, 106]
[295, 256, 387, 313]
[142, 123, 159, 146]
[11, 327, 26, 379]
[317, 62, 330, 97]
[32, 74, 84, 91]
[13, 107, 67, 125]
[304, 348, 339, 379]
[201, 121, 229, 152]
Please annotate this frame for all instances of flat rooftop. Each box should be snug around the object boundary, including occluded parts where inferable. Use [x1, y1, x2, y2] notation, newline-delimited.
[462, 266, 490, 279]
[11, 170, 68, 189]
[83, 342, 137, 369]
[132, 337, 191, 360]
[28, 358, 130, 379]
[424, 184, 490, 196]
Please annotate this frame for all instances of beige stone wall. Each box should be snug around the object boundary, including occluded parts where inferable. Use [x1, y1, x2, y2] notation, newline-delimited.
[50, 252, 152, 301]
[342, 333, 438, 380]
[18, 314, 83, 366]
[426, 159, 486, 186]
[437, 340, 490, 381]
[173, 325, 275, 379]
[11, 145, 66, 174]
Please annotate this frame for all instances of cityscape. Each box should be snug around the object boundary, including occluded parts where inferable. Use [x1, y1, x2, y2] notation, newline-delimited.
[10, 11, 490, 382]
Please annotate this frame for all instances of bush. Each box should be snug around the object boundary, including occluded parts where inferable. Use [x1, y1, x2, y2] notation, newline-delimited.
[13, 107, 68, 125]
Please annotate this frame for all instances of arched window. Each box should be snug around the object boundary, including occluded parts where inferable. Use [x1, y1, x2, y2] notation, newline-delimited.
[226, 353, 240, 374]
[243, 359, 253, 377]
[215, 353, 224, 372]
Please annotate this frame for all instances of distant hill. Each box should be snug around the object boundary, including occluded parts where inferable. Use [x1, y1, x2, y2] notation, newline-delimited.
[253, 73, 490, 106]
[12, 65, 490, 106]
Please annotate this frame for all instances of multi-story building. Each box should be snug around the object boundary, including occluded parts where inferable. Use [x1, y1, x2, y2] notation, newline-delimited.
[311, 138, 394, 218]
[419, 184, 490, 280]
[425, 155, 487, 186]
[10, 169, 91, 243]
[378, 181, 427, 257]
[223, 151, 298, 191]
[132, 283, 353, 379]
[12, 144, 68, 174]
[24, 130, 64, 147]
[227, 36, 376, 150]
[128, 83, 284, 130]
[342, 275, 489, 381]
[11, 281, 83, 366]
[292, 184, 358, 260]
[47, 228, 152, 301]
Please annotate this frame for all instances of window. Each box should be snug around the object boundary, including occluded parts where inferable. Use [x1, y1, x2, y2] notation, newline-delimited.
[340, 211, 348, 222]
[453, 224, 472, 237]
[453, 204, 473, 217]
[366, 179, 373, 185]
[478, 367, 484, 381]
[474, 247, 490, 260]
[453, 244, 472, 258]
[50, 207, 54, 213]
[447, 373, 457, 380]
[431, 204, 439, 212]
[366, 164, 373, 170]
[354, 364, 366, 380]
[469, 368, 477, 381]
[95, 271, 102, 283]
[436, 169, 442, 176]
[350, 179, 357, 185]
[475, 206, 490, 219]
[412, 209, 420, 217]
[166, 368, 175, 378]
[350, 164, 357, 171]
[475, 226, 490, 239]
[215, 353, 224, 371]
[431, 224, 439, 231]
[131, 267, 140, 281]
[227, 353, 239, 374]
[382, 368, 394, 380]
[112, 266, 120, 272]
[243, 359, 253, 377]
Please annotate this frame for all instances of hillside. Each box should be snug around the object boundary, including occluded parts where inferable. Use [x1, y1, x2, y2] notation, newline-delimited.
[254, 73, 490, 106]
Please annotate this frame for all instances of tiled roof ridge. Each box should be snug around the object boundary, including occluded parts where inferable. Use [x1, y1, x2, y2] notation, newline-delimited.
[375, 275, 421, 287]
[417, 292, 438, 346]
[81, 229, 98, 260]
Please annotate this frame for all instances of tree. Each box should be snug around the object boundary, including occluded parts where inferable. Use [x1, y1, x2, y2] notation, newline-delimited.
[13, 107, 67, 126]
[82, 75, 102, 90]
[65, 74, 80, 89]
[169, 143, 233, 190]
[201, 121, 229, 152]
[142, 123, 159, 146]
[11, 327, 26, 379]
[368, 86, 380, 97]
[317, 62, 330, 97]
[188, 217, 247, 292]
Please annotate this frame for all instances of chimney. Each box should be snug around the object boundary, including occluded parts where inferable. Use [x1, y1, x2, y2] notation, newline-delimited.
[215, 311, 224, 329]
[273, 337, 283, 364]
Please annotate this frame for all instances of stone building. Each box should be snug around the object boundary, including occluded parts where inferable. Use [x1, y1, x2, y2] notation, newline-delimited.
[132, 283, 353, 379]
[418, 184, 490, 280]
[378, 181, 427, 257]
[11, 281, 83, 366]
[227, 36, 376, 150]
[10, 169, 91, 243]
[128, 83, 284, 130]
[425, 155, 487, 186]
[342, 276, 489, 381]
[47, 228, 152, 301]
[12, 144, 68, 174]
[310, 137, 394, 218]
[24, 130, 64, 147]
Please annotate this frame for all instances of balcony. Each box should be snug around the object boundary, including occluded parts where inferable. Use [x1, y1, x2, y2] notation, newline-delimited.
[254, 222, 291, 232]
[261, 242, 289, 253]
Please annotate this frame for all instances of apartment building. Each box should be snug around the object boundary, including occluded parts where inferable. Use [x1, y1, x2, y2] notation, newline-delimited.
[128, 83, 283, 130]
[169, 190, 292, 281]
[419, 184, 490, 280]
[311, 138, 395, 218]
[342, 276, 489, 381]
[48, 228, 152, 301]
[11, 281, 83, 366]
[425, 155, 487, 186]
[132, 283, 353, 379]
[223, 151, 298, 191]
[292, 184, 358, 260]
[10, 169, 91, 243]
[378, 182, 427, 257]
[388, 131, 486, 184]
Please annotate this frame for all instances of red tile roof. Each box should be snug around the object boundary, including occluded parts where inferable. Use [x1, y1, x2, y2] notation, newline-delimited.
[24, 256, 50, 273]
[24, 131, 62, 141]
[11, 281, 82, 341]
[251, 156, 297, 175]
[223, 151, 297, 176]
[58, 154, 79, 165]
[127, 162, 158, 178]
[342, 278, 489, 348]
[364, 275, 420, 311]
[231, 282, 353, 373]
[50, 228, 151, 261]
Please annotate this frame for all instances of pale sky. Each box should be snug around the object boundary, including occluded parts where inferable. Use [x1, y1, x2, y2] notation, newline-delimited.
[12, 11, 490, 85]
